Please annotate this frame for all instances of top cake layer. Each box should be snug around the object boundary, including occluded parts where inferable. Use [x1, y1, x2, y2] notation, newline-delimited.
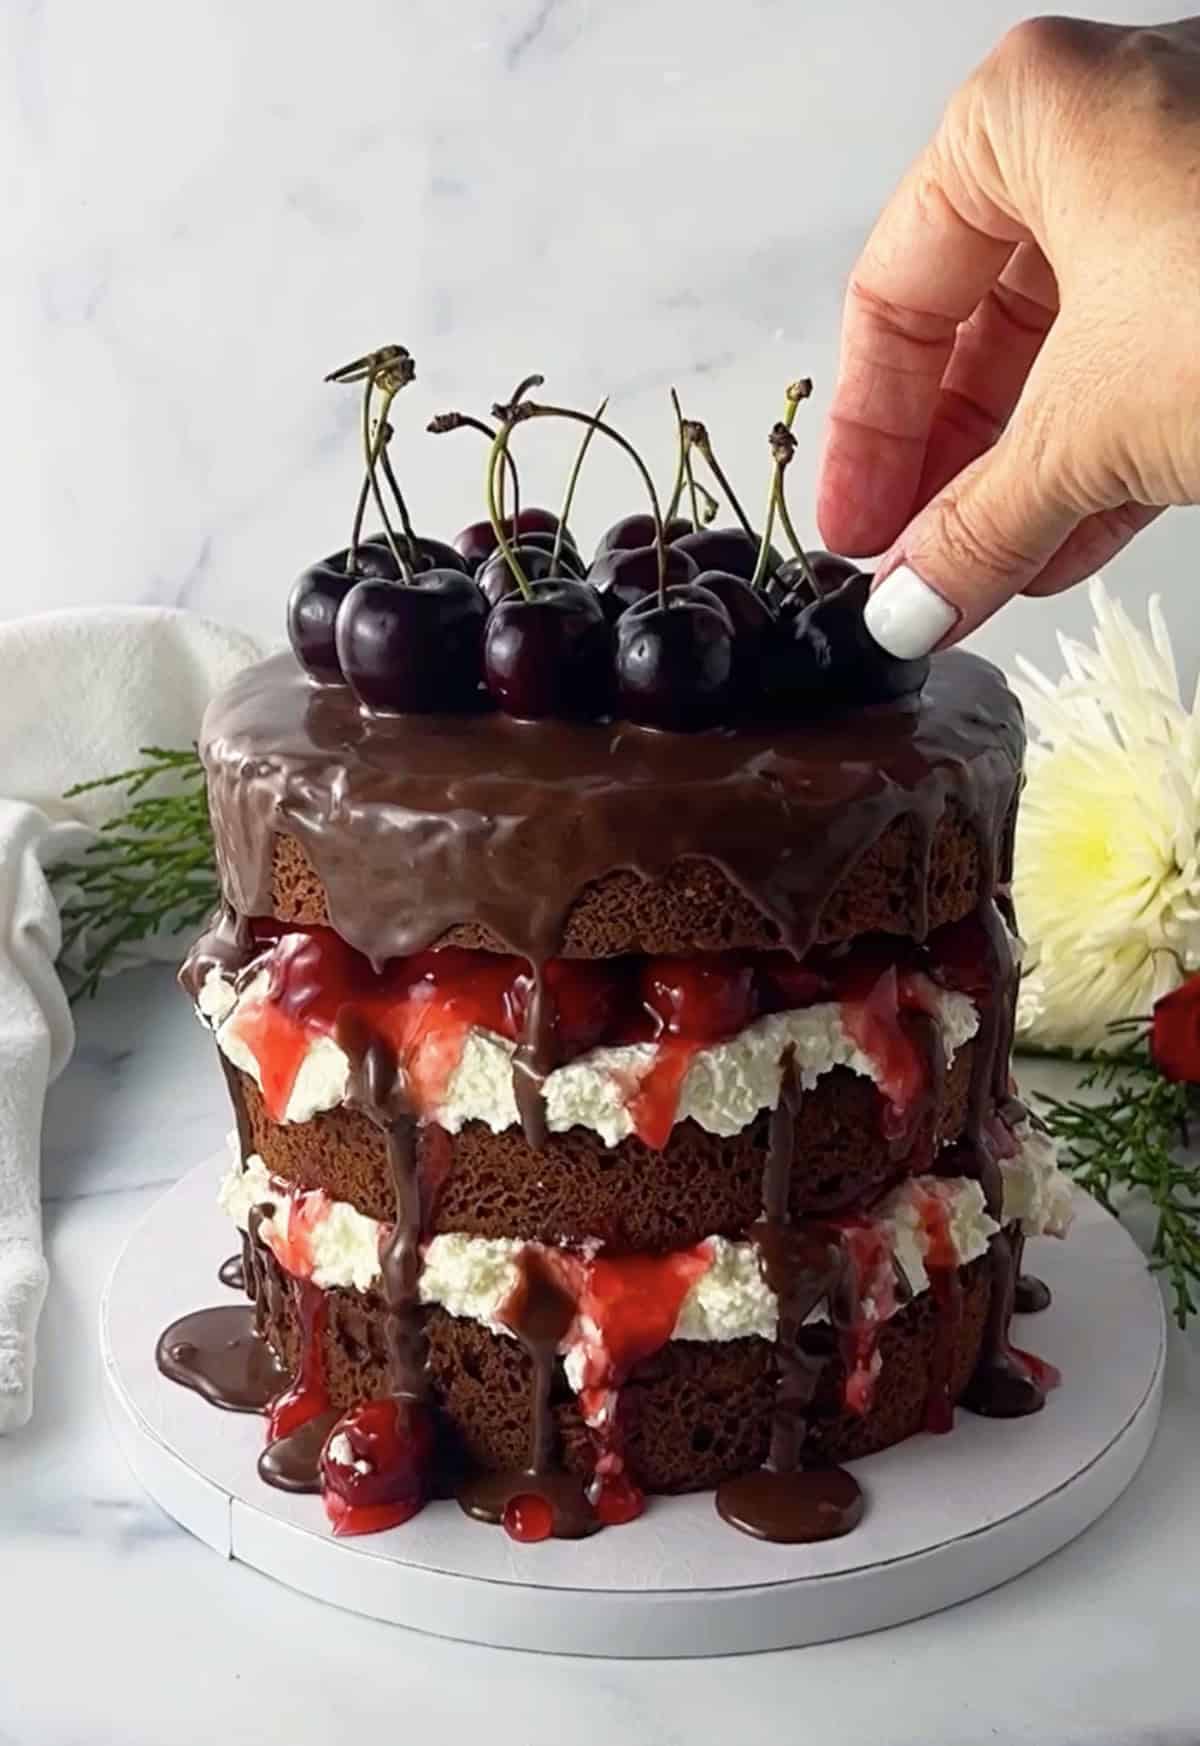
[201, 648, 1023, 965]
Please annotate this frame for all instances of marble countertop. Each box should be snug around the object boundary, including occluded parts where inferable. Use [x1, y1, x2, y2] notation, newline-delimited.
[4, 964, 1198, 1745]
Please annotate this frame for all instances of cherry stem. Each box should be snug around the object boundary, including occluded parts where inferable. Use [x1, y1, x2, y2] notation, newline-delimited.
[693, 480, 719, 525]
[347, 438, 375, 574]
[380, 442, 420, 560]
[551, 396, 608, 571]
[426, 412, 521, 527]
[687, 421, 755, 541]
[768, 379, 819, 592]
[362, 374, 415, 582]
[485, 418, 535, 602]
[512, 402, 667, 605]
[666, 388, 699, 528]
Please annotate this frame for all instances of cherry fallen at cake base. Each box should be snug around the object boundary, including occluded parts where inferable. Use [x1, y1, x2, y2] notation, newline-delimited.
[102, 1153, 1164, 1658]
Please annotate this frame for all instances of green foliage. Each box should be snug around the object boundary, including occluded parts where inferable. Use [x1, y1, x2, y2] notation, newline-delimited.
[50, 747, 216, 999]
[1039, 1027, 1200, 1328]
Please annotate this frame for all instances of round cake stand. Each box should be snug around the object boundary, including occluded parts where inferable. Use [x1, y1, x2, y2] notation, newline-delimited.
[101, 1154, 1165, 1657]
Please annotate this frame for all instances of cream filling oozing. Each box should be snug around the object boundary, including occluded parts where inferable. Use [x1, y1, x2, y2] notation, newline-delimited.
[217, 1117, 1072, 1339]
[198, 965, 979, 1145]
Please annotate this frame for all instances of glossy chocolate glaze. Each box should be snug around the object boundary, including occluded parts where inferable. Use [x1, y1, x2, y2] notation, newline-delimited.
[198, 648, 1023, 970]
[155, 1305, 287, 1411]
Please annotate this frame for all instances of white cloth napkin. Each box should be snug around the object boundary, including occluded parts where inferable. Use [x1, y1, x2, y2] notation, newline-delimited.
[0, 606, 263, 1431]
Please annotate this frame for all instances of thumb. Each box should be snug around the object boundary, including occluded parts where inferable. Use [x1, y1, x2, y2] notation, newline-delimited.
[863, 378, 1081, 658]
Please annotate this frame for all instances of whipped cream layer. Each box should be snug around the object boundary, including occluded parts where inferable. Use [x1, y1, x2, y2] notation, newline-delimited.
[218, 1119, 1072, 1340]
[199, 966, 978, 1146]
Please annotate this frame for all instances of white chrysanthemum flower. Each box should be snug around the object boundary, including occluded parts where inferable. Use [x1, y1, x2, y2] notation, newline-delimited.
[1011, 578, 1200, 1051]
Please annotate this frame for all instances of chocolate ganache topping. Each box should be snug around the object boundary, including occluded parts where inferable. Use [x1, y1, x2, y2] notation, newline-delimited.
[198, 647, 1022, 969]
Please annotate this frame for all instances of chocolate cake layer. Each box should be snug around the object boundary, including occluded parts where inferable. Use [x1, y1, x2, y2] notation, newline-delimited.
[200, 649, 1022, 968]
[267, 802, 986, 958]
[234, 1041, 976, 1246]
[259, 1248, 991, 1492]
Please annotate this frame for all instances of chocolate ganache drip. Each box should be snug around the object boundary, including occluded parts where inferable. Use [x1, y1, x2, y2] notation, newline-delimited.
[457, 1249, 599, 1539]
[199, 649, 1023, 970]
[717, 1053, 866, 1543]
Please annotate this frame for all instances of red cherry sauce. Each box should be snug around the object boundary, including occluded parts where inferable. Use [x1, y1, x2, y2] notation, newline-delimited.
[320, 1396, 437, 1537]
[833, 1218, 898, 1416]
[838, 955, 932, 1146]
[626, 956, 758, 1148]
[230, 929, 525, 1122]
[500, 1241, 713, 1528]
[568, 1246, 712, 1426]
[260, 1186, 330, 1282]
[266, 1279, 330, 1443]
[1009, 1346, 1062, 1393]
[909, 1181, 963, 1434]
[225, 923, 993, 1156]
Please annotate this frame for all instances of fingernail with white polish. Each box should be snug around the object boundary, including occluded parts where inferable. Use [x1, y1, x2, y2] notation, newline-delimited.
[863, 565, 961, 660]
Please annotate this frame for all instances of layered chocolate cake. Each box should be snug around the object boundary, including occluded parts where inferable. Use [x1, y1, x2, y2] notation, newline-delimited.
[159, 350, 1073, 1544]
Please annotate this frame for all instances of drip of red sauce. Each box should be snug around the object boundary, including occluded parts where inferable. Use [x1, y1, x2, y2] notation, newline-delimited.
[265, 1280, 329, 1443]
[592, 1472, 645, 1526]
[566, 1246, 712, 1424]
[1010, 1345, 1062, 1393]
[626, 956, 758, 1148]
[833, 1217, 898, 1415]
[258, 1188, 329, 1281]
[839, 959, 930, 1144]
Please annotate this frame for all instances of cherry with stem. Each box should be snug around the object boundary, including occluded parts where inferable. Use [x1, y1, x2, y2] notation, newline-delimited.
[765, 380, 819, 594]
[750, 381, 819, 593]
[502, 398, 668, 605]
[326, 346, 417, 581]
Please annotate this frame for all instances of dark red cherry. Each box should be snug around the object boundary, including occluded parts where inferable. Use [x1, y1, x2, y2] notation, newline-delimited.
[673, 525, 784, 583]
[369, 533, 468, 575]
[452, 508, 573, 573]
[640, 954, 756, 1041]
[320, 1397, 436, 1537]
[615, 598, 733, 731]
[762, 570, 929, 716]
[517, 531, 586, 578]
[690, 570, 774, 639]
[287, 539, 416, 681]
[477, 543, 583, 610]
[335, 570, 487, 713]
[594, 513, 693, 557]
[620, 582, 733, 629]
[766, 551, 862, 614]
[691, 569, 776, 706]
[589, 544, 699, 625]
[484, 578, 611, 720]
[287, 560, 357, 682]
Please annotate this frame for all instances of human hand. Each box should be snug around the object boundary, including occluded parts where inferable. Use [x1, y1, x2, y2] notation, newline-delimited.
[817, 16, 1200, 657]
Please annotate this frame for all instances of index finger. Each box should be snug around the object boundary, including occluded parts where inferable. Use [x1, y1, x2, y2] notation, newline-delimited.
[817, 109, 1030, 557]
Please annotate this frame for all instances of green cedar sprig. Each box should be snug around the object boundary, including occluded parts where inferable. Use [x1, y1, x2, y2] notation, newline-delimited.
[1038, 1023, 1200, 1328]
[50, 747, 216, 999]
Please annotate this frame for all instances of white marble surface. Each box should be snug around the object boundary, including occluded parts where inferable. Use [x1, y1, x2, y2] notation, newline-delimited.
[0, 965, 1196, 1743]
[2, 0, 1197, 689]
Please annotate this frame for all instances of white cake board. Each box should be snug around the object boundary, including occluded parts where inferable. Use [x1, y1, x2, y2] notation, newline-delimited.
[101, 1153, 1165, 1657]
